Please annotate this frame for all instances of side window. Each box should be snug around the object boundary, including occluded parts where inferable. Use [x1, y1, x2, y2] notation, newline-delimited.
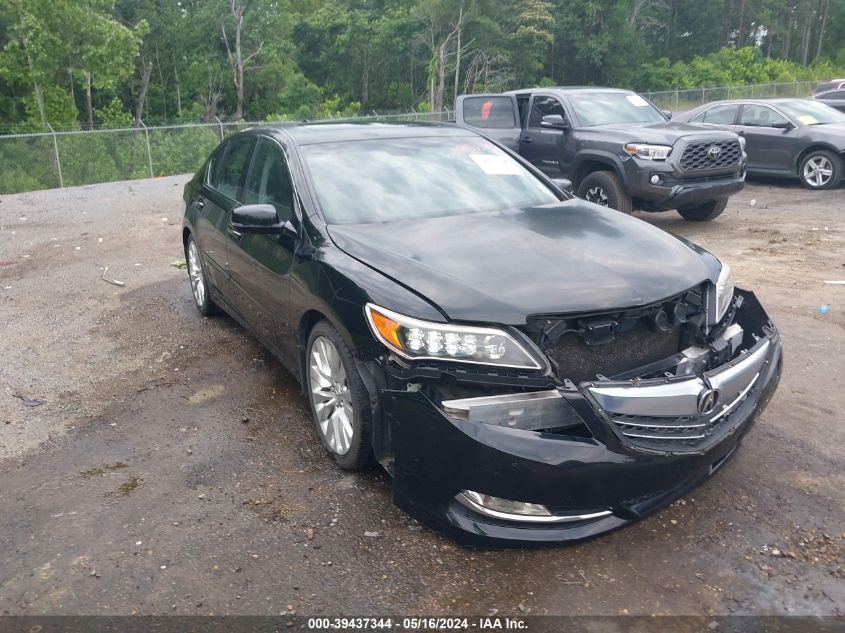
[820, 90, 845, 99]
[207, 136, 254, 199]
[528, 96, 565, 128]
[243, 139, 294, 220]
[739, 105, 788, 127]
[462, 96, 518, 129]
[701, 104, 739, 124]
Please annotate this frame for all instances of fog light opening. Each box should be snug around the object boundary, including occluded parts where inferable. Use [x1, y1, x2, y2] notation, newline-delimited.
[456, 490, 613, 524]
[650, 174, 662, 185]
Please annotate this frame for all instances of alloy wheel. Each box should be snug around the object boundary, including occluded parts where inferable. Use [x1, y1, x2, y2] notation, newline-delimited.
[585, 186, 609, 206]
[187, 240, 205, 307]
[309, 336, 354, 455]
[803, 155, 833, 188]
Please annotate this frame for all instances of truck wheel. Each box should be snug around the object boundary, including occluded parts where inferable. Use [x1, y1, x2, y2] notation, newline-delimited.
[799, 149, 841, 190]
[677, 196, 728, 222]
[577, 171, 633, 214]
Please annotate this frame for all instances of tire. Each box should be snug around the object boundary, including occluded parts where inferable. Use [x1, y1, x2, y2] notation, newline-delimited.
[305, 321, 373, 470]
[676, 196, 728, 222]
[185, 234, 219, 316]
[799, 149, 842, 190]
[577, 170, 633, 214]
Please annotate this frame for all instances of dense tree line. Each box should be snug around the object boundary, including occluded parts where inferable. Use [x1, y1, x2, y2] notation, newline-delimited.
[0, 0, 843, 131]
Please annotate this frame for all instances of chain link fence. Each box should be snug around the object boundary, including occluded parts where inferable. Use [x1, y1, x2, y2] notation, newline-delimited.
[646, 80, 818, 112]
[0, 111, 452, 195]
[0, 79, 825, 194]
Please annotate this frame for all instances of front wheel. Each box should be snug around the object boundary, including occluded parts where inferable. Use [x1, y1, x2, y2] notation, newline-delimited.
[799, 150, 842, 190]
[677, 196, 728, 222]
[185, 235, 218, 316]
[576, 170, 633, 214]
[305, 321, 373, 470]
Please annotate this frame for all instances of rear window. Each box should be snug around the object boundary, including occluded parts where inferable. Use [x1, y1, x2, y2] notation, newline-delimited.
[694, 103, 739, 124]
[207, 136, 254, 200]
[462, 96, 517, 129]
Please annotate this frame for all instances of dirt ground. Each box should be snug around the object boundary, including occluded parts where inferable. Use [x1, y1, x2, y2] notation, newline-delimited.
[0, 175, 843, 617]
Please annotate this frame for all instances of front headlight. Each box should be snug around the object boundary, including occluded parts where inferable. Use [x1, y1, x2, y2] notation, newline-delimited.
[365, 303, 542, 369]
[624, 143, 672, 160]
[714, 263, 734, 322]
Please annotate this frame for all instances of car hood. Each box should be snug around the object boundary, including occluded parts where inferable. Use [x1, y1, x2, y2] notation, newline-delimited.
[327, 200, 719, 325]
[587, 121, 737, 145]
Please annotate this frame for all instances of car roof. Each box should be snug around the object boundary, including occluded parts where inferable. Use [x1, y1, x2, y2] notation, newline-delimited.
[243, 121, 473, 146]
[695, 98, 807, 108]
[504, 87, 632, 96]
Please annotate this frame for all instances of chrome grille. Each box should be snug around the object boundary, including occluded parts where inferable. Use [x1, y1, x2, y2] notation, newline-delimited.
[609, 376, 758, 446]
[586, 338, 771, 451]
[679, 140, 742, 171]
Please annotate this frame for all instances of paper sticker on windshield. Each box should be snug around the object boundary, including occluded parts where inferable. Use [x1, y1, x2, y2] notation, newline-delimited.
[626, 94, 650, 107]
[469, 153, 522, 175]
[797, 115, 817, 125]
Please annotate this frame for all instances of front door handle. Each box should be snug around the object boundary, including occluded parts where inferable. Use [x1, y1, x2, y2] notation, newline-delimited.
[195, 196, 205, 210]
[522, 136, 533, 144]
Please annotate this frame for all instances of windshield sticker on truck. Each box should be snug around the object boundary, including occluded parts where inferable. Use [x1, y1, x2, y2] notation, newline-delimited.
[626, 94, 650, 107]
[797, 115, 818, 125]
[469, 153, 523, 175]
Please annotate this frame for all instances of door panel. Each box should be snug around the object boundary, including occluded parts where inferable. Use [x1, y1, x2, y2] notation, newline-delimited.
[227, 138, 297, 355]
[196, 136, 255, 292]
[455, 94, 522, 150]
[520, 95, 572, 176]
[736, 104, 796, 172]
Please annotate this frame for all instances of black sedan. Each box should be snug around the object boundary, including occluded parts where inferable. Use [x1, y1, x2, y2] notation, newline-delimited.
[676, 98, 845, 189]
[182, 123, 782, 547]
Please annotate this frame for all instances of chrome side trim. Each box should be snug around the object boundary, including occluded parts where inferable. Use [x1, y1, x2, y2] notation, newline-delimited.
[442, 389, 562, 414]
[612, 420, 706, 429]
[622, 432, 706, 440]
[456, 492, 613, 524]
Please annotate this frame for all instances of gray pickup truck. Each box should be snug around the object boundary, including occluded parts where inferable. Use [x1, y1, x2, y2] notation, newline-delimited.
[455, 87, 747, 221]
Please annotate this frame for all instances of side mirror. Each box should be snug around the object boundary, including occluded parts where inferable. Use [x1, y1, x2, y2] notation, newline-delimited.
[662, 110, 673, 120]
[540, 114, 571, 130]
[231, 203, 297, 236]
[551, 178, 573, 194]
[772, 120, 795, 131]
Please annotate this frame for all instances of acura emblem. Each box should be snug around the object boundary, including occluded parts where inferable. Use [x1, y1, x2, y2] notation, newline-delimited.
[706, 145, 722, 161]
[697, 388, 720, 415]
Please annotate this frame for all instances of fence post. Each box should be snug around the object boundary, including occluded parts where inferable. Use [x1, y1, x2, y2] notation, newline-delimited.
[214, 116, 224, 140]
[47, 123, 63, 188]
[140, 119, 154, 178]
[675, 90, 679, 111]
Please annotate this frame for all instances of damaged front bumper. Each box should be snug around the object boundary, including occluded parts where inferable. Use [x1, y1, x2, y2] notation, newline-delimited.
[377, 290, 782, 547]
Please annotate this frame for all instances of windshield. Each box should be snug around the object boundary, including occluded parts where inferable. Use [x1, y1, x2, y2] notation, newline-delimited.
[778, 100, 845, 125]
[568, 92, 666, 127]
[301, 136, 560, 224]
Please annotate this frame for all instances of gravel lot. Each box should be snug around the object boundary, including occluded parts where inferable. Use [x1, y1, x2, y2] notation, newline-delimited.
[0, 175, 843, 617]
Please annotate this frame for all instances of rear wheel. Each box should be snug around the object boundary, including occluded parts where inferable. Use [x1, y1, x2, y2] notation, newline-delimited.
[305, 321, 373, 470]
[577, 170, 633, 214]
[799, 149, 841, 190]
[677, 196, 728, 222]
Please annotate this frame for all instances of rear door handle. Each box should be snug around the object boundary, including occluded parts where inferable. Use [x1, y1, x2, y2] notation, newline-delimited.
[522, 136, 533, 144]
[227, 226, 242, 241]
[195, 196, 205, 210]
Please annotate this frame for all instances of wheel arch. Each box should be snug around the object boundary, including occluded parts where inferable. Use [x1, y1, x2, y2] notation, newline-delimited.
[572, 153, 627, 189]
[794, 143, 844, 174]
